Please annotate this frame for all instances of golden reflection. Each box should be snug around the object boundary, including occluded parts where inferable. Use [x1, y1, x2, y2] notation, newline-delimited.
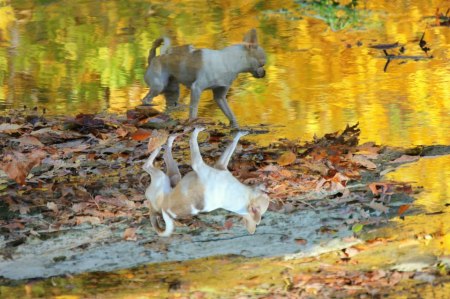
[0, 0, 449, 148]
[386, 155, 450, 256]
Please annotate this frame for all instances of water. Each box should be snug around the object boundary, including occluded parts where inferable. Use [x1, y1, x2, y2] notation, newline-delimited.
[0, 0, 449, 147]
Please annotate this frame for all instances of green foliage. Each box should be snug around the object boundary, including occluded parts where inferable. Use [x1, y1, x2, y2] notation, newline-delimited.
[296, 0, 364, 31]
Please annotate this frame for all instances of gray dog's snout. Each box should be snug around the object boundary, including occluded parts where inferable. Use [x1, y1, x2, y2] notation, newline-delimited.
[260, 69, 266, 78]
[252, 68, 265, 78]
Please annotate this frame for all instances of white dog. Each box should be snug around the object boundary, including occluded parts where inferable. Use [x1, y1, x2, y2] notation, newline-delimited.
[143, 128, 270, 237]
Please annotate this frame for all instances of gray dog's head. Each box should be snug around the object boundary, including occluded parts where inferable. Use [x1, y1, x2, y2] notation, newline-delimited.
[243, 29, 266, 79]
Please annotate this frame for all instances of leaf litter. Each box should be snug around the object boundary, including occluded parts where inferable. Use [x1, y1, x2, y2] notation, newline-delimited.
[0, 110, 421, 241]
[0, 108, 437, 288]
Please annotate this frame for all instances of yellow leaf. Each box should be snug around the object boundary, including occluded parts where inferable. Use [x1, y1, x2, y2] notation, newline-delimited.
[277, 151, 296, 166]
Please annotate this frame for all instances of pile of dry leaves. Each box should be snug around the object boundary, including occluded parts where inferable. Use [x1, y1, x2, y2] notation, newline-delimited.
[0, 108, 416, 241]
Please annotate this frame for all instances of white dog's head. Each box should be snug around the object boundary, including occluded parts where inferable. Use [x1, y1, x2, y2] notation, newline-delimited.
[242, 191, 270, 234]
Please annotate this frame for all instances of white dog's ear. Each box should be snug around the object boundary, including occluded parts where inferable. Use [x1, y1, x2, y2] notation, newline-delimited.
[243, 29, 258, 48]
[242, 215, 257, 234]
[249, 194, 270, 222]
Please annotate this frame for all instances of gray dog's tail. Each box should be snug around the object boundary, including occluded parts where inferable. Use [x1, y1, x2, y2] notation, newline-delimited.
[148, 37, 170, 65]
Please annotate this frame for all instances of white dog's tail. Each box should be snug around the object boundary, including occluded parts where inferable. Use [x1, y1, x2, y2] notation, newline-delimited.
[147, 37, 171, 65]
[150, 210, 175, 237]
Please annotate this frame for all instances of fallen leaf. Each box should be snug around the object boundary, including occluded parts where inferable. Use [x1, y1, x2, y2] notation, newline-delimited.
[352, 223, 364, 233]
[351, 155, 377, 170]
[1, 150, 47, 185]
[13, 135, 44, 147]
[223, 219, 234, 230]
[72, 203, 89, 213]
[343, 247, 360, 257]
[147, 130, 169, 152]
[19, 205, 30, 215]
[295, 238, 308, 245]
[0, 123, 22, 134]
[75, 216, 101, 225]
[277, 151, 296, 166]
[131, 128, 152, 141]
[259, 164, 279, 172]
[398, 204, 410, 216]
[123, 227, 137, 241]
[389, 155, 419, 164]
[47, 202, 59, 213]
[368, 182, 395, 196]
[94, 195, 136, 209]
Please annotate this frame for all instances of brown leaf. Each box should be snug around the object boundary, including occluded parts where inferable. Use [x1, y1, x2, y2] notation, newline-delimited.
[368, 182, 395, 196]
[123, 227, 137, 241]
[1, 150, 47, 185]
[389, 155, 419, 164]
[351, 155, 377, 170]
[0, 123, 22, 134]
[302, 160, 328, 175]
[295, 238, 307, 245]
[75, 216, 101, 225]
[398, 204, 410, 216]
[13, 135, 44, 147]
[223, 219, 234, 230]
[147, 130, 169, 153]
[115, 127, 130, 138]
[259, 164, 280, 172]
[277, 151, 296, 166]
[131, 128, 152, 141]
[94, 195, 135, 209]
[72, 203, 89, 213]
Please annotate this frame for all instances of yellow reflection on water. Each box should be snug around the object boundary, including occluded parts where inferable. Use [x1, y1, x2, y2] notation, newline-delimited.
[385, 155, 450, 255]
[0, 0, 449, 148]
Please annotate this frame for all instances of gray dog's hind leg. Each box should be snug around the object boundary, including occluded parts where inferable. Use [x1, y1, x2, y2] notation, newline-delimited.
[163, 78, 180, 107]
[214, 131, 248, 170]
[212, 87, 238, 128]
[189, 82, 203, 120]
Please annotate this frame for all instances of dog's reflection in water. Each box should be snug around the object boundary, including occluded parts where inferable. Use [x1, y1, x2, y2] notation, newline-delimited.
[143, 128, 270, 237]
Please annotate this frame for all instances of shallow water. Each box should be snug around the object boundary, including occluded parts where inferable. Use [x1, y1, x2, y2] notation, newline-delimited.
[0, 0, 449, 146]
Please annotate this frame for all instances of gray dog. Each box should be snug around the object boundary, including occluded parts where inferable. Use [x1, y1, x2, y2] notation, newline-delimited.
[142, 29, 266, 128]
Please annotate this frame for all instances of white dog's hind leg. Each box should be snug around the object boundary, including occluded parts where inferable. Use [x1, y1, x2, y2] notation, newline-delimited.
[163, 134, 182, 187]
[214, 131, 248, 170]
[190, 127, 206, 172]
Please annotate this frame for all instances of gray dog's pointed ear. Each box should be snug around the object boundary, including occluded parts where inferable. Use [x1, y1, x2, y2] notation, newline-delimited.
[243, 29, 258, 48]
